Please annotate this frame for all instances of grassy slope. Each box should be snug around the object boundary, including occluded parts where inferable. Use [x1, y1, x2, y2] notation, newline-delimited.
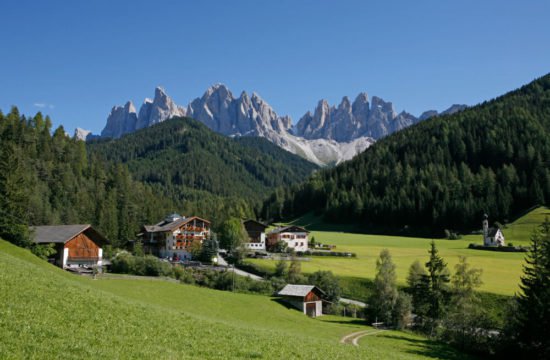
[248, 207, 548, 297]
[0, 240, 470, 359]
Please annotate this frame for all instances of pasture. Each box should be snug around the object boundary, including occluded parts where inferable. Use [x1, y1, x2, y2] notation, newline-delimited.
[0, 239, 470, 359]
[248, 207, 549, 296]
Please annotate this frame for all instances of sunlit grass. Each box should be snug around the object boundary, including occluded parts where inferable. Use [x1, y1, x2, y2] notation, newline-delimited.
[0, 239, 471, 359]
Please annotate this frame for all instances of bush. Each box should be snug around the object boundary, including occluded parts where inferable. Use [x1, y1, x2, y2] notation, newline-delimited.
[31, 243, 57, 260]
[111, 253, 172, 277]
[111, 252, 135, 274]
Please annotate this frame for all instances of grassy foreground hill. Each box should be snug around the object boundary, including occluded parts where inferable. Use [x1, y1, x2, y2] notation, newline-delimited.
[0, 239, 470, 359]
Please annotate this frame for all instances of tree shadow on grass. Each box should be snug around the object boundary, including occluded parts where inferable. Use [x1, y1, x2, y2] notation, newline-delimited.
[270, 298, 295, 310]
[372, 333, 478, 360]
[318, 318, 367, 326]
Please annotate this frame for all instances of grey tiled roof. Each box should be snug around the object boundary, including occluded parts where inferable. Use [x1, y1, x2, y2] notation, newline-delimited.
[278, 284, 324, 297]
[268, 225, 309, 235]
[31, 225, 91, 244]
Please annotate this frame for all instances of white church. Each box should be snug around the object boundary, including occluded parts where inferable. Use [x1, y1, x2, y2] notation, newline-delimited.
[482, 214, 505, 246]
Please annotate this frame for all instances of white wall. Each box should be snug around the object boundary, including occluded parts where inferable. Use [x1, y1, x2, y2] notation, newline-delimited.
[244, 232, 266, 251]
[280, 232, 308, 252]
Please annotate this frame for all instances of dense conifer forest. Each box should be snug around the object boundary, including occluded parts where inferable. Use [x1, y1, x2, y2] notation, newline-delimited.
[0, 111, 317, 248]
[261, 74, 550, 235]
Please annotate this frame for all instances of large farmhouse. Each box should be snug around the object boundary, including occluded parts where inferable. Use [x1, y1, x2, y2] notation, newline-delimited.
[140, 214, 210, 260]
[31, 224, 107, 268]
[278, 284, 325, 317]
[267, 225, 309, 252]
[243, 219, 268, 251]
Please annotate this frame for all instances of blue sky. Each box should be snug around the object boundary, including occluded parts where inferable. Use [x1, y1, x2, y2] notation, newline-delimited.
[1, 0, 549, 134]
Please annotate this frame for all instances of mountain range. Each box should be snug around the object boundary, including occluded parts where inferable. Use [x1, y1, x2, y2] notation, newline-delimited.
[79, 85, 466, 165]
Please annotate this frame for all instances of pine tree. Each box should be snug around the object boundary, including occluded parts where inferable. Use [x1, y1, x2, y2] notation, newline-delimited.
[502, 218, 550, 358]
[0, 143, 31, 247]
[424, 241, 450, 332]
[407, 259, 430, 321]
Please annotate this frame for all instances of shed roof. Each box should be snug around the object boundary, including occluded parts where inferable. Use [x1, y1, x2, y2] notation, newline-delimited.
[31, 225, 99, 244]
[278, 284, 325, 297]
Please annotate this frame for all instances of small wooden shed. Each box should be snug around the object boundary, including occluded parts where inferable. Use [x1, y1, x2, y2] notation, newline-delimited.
[31, 224, 107, 268]
[277, 284, 325, 317]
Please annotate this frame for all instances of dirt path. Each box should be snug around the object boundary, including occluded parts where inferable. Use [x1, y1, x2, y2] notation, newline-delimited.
[340, 329, 387, 346]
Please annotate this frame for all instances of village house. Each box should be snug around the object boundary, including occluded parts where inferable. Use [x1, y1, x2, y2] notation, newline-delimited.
[243, 219, 268, 251]
[267, 225, 309, 252]
[277, 284, 325, 317]
[482, 214, 505, 246]
[140, 213, 210, 260]
[31, 224, 107, 269]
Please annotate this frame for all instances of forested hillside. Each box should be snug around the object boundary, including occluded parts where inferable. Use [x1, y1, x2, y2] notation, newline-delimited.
[0, 107, 173, 247]
[88, 116, 318, 214]
[0, 111, 316, 248]
[262, 74, 550, 235]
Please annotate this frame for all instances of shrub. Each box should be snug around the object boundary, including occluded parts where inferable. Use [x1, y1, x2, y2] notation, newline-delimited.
[31, 243, 57, 260]
[111, 252, 135, 274]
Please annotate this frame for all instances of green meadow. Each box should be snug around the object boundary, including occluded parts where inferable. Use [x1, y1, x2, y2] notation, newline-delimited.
[0, 239, 470, 359]
[248, 207, 549, 297]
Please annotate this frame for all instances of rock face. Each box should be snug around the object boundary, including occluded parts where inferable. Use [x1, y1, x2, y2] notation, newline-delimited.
[100, 101, 138, 138]
[186, 84, 292, 137]
[95, 84, 466, 165]
[295, 95, 468, 142]
[100, 87, 185, 139]
[74, 127, 91, 141]
[136, 87, 186, 130]
[296, 94, 419, 141]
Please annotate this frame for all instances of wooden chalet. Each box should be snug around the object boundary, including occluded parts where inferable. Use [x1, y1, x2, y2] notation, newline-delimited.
[140, 213, 210, 260]
[267, 225, 309, 252]
[278, 284, 325, 317]
[243, 219, 268, 251]
[31, 224, 107, 268]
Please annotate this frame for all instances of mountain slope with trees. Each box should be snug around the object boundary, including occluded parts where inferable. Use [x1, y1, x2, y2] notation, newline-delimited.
[262, 74, 550, 235]
[0, 107, 174, 248]
[88, 116, 318, 204]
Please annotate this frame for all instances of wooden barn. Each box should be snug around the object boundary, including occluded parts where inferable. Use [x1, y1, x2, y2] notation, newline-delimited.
[277, 284, 325, 317]
[31, 224, 107, 269]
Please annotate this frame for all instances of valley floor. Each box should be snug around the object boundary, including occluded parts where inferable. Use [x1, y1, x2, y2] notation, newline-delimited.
[248, 207, 549, 297]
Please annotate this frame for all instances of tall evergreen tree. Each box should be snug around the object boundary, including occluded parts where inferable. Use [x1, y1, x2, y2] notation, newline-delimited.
[0, 142, 31, 247]
[424, 241, 450, 332]
[407, 259, 430, 321]
[502, 218, 550, 359]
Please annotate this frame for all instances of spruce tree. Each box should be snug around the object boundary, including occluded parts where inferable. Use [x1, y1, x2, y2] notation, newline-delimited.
[424, 241, 450, 332]
[407, 259, 430, 321]
[503, 218, 550, 358]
